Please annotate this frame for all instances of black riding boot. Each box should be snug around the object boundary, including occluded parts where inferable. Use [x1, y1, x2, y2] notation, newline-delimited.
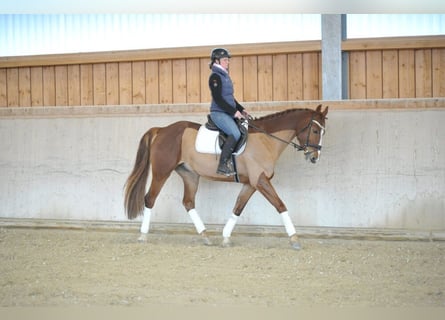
[217, 135, 237, 176]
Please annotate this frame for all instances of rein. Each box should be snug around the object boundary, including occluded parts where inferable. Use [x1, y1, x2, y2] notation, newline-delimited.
[246, 114, 325, 152]
[247, 121, 305, 151]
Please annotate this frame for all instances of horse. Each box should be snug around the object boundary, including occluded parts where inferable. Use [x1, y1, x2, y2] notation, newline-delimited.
[124, 104, 328, 249]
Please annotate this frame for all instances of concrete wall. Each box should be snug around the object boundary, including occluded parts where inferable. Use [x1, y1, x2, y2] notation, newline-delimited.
[1, 100, 444, 232]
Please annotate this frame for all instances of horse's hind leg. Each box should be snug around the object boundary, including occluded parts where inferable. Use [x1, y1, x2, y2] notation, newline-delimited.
[175, 164, 211, 245]
[222, 184, 256, 247]
[138, 175, 170, 242]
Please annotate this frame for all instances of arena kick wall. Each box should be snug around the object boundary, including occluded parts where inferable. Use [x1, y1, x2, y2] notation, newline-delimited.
[0, 99, 444, 237]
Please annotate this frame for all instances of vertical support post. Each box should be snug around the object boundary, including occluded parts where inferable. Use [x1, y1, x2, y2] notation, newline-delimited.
[321, 14, 347, 100]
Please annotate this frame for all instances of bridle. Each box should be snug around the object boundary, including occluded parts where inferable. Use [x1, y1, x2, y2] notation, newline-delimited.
[246, 114, 326, 152]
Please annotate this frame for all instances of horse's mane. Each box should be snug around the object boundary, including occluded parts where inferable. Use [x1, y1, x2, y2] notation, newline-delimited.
[252, 108, 314, 122]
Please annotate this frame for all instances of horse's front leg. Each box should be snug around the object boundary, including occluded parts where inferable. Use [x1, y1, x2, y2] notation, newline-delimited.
[256, 172, 301, 250]
[222, 184, 256, 247]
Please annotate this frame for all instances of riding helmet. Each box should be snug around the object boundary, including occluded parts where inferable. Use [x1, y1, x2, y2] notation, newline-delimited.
[210, 48, 231, 61]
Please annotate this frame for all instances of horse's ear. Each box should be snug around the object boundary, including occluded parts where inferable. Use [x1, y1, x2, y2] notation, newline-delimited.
[316, 104, 322, 112]
[322, 106, 329, 117]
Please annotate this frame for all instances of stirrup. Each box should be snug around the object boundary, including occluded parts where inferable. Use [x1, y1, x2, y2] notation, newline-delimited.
[217, 160, 235, 176]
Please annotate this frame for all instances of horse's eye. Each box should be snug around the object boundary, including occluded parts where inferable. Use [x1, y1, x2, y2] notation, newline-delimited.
[313, 129, 319, 134]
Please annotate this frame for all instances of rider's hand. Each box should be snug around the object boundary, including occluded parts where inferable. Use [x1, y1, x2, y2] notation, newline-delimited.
[234, 110, 244, 119]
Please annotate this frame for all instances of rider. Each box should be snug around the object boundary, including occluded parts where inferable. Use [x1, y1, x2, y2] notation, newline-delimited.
[208, 48, 248, 176]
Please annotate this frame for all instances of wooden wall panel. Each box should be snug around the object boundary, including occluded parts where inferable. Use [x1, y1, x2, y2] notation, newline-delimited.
[118, 62, 132, 105]
[242, 56, 258, 102]
[303, 52, 320, 100]
[80, 64, 93, 106]
[257, 55, 273, 101]
[159, 60, 173, 104]
[30, 67, 43, 106]
[55, 66, 68, 106]
[0, 69, 6, 107]
[132, 61, 146, 105]
[67, 65, 80, 106]
[186, 58, 201, 103]
[199, 58, 211, 103]
[272, 54, 288, 101]
[93, 63, 106, 105]
[145, 61, 159, 104]
[42, 66, 55, 106]
[172, 59, 187, 104]
[105, 63, 119, 105]
[415, 49, 432, 98]
[18, 67, 31, 107]
[399, 50, 415, 98]
[349, 51, 366, 99]
[432, 48, 445, 97]
[382, 50, 398, 98]
[7, 68, 19, 107]
[229, 56, 243, 101]
[287, 53, 303, 101]
[366, 51, 382, 99]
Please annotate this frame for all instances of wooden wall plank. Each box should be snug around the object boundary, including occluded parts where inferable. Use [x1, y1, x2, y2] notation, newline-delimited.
[18, 67, 31, 107]
[348, 51, 366, 99]
[30, 67, 43, 106]
[272, 54, 288, 101]
[200, 58, 211, 103]
[67, 65, 80, 106]
[257, 55, 273, 101]
[172, 59, 187, 104]
[119, 62, 132, 105]
[0, 69, 6, 107]
[159, 60, 173, 104]
[366, 51, 382, 98]
[399, 50, 415, 98]
[303, 52, 320, 100]
[55, 65, 68, 106]
[145, 61, 159, 104]
[229, 56, 244, 101]
[105, 63, 119, 105]
[132, 61, 146, 105]
[42, 66, 55, 106]
[415, 49, 432, 98]
[243, 56, 258, 102]
[93, 63, 106, 105]
[432, 48, 445, 97]
[80, 64, 93, 106]
[186, 58, 201, 103]
[7, 68, 19, 107]
[287, 53, 303, 100]
[382, 50, 399, 98]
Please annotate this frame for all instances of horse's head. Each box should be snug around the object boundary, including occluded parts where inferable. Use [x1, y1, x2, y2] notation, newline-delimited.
[296, 104, 328, 164]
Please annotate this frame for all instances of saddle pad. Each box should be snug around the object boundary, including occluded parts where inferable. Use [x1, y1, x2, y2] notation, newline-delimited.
[195, 126, 246, 155]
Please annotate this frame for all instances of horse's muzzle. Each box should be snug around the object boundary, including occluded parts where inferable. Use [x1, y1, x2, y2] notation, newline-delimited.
[305, 150, 320, 163]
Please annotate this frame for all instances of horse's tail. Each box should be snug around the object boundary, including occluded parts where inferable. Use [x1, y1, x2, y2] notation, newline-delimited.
[124, 127, 160, 220]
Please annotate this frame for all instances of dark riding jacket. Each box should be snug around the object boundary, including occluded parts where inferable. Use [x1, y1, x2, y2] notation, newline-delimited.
[209, 65, 244, 116]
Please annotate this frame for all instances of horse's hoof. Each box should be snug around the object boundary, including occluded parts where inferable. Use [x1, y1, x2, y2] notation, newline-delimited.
[290, 234, 302, 250]
[221, 237, 232, 248]
[201, 231, 212, 246]
[138, 233, 148, 243]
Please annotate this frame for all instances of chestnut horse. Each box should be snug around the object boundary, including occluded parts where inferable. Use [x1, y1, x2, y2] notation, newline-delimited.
[124, 105, 328, 249]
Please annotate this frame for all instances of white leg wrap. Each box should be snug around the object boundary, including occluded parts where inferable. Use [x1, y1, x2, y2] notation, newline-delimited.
[281, 211, 296, 237]
[223, 214, 238, 238]
[140, 208, 151, 234]
[188, 209, 206, 234]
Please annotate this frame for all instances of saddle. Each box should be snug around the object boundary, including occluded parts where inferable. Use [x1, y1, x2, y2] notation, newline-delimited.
[195, 115, 248, 155]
